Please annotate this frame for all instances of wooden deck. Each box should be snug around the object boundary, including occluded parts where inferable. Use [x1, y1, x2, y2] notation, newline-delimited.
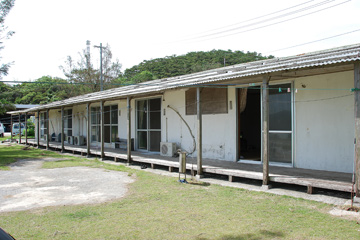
[21, 139, 353, 194]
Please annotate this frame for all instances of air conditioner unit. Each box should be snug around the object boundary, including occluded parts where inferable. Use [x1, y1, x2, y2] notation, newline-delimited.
[160, 142, 176, 157]
[67, 136, 74, 145]
[74, 136, 85, 146]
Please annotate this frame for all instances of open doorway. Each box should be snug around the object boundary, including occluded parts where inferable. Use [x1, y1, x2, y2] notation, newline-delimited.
[238, 87, 261, 161]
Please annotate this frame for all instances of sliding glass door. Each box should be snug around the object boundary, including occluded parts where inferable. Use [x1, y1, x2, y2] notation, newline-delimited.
[268, 83, 293, 164]
[136, 98, 161, 152]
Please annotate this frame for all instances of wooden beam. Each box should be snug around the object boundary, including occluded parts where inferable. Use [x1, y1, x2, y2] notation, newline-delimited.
[100, 100, 105, 159]
[46, 109, 50, 150]
[196, 87, 203, 178]
[61, 107, 65, 152]
[25, 113, 28, 145]
[86, 103, 91, 157]
[37, 111, 40, 148]
[127, 97, 132, 165]
[18, 114, 21, 144]
[262, 76, 270, 186]
[354, 61, 360, 197]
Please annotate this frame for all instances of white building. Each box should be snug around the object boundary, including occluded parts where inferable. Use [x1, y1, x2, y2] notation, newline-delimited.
[9, 43, 360, 196]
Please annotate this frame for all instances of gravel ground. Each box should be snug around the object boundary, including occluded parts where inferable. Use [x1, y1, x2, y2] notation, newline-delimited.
[0, 157, 134, 213]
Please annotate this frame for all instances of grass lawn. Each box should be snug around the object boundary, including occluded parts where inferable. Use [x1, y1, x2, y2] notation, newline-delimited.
[0, 145, 359, 239]
[0, 135, 11, 142]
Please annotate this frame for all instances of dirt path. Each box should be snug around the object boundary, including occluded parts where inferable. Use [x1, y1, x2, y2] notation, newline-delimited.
[0, 158, 134, 212]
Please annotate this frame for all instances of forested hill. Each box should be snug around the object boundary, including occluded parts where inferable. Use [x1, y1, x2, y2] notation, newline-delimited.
[123, 49, 274, 81]
[0, 49, 273, 112]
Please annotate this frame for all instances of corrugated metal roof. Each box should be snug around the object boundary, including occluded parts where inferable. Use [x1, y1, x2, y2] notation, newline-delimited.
[8, 43, 360, 114]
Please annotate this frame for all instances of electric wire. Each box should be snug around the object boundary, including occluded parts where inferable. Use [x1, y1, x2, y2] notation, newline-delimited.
[178, 0, 317, 39]
[268, 28, 360, 53]
[177, 0, 336, 43]
[184, 0, 350, 43]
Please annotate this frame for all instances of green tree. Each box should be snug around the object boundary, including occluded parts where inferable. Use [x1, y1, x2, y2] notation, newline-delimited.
[124, 49, 274, 81]
[60, 43, 122, 93]
[0, 0, 15, 79]
[0, 81, 15, 114]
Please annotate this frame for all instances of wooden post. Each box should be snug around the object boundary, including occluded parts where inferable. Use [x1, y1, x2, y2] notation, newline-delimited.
[37, 111, 40, 148]
[196, 87, 203, 178]
[10, 114, 13, 141]
[127, 97, 132, 165]
[25, 112, 28, 145]
[46, 109, 50, 149]
[18, 113, 21, 144]
[86, 103, 91, 157]
[61, 107, 65, 152]
[100, 100, 105, 159]
[354, 61, 360, 197]
[262, 76, 270, 187]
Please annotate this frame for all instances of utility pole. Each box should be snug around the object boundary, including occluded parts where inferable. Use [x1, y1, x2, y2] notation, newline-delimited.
[94, 43, 105, 91]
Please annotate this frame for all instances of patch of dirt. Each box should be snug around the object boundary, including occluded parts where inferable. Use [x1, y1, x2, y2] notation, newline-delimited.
[329, 208, 360, 221]
[0, 158, 135, 213]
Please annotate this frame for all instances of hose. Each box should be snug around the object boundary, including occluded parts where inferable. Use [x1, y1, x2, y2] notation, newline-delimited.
[167, 105, 196, 154]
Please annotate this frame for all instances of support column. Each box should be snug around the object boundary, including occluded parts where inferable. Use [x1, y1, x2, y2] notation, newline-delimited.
[127, 97, 132, 165]
[196, 87, 203, 179]
[61, 107, 65, 152]
[37, 111, 40, 148]
[10, 114, 13, 141]
[46, 109, 50, 150]
[25, 113, 28, 145]
[86, 103, 91, 157]
[18, 114, 21, 144]
[354, 61, 360, 197]
[100, 101, 105, 159]
[262, 76, 270, 187]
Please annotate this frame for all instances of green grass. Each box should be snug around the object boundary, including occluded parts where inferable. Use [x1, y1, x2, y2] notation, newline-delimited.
[0, 135, 11, 142]
[0, 144, 82, 170]
[0, 145, 359, 239]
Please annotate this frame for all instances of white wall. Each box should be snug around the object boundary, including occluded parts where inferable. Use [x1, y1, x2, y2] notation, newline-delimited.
[294, 71, 354, 173]
[162, 88, 237, 161]
[72, 104, 87, 138]
[48, 109, 61, 138]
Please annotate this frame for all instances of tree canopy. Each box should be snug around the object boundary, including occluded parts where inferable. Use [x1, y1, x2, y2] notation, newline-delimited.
[60, 43, 122, 93]
[1, 48, 274, 110]
[0, 0, 15, 114]
[124, 49, 273, 81]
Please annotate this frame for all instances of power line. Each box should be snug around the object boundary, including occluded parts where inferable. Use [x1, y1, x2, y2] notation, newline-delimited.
[181, 0, 350, 43]
[179, 0, 316, 40]
[178, 0, 335, 43]
[268, 28, 360, 53]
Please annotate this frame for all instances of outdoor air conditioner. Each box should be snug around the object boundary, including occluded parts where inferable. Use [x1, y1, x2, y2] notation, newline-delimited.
[160, 142, 176, 157]
[67, 136, 74, 145]
[74, 136, 85, 146]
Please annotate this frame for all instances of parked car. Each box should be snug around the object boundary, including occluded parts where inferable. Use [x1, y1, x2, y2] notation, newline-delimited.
[0, 123, 4, 137]
[12, 123, 25, 136]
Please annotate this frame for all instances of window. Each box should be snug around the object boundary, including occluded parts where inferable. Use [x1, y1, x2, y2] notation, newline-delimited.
[268, 83, 292, 164]
[40, 112, 48, 139]
[185, 87, 228, 115]
[64, 109, 72, 140]
[136, 98, 161, 151]
[91, 105, 118, 143]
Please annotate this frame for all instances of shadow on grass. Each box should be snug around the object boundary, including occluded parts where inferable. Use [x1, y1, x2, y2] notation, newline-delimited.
[188, 181, 211, 187]
[196, 230, 284, 240]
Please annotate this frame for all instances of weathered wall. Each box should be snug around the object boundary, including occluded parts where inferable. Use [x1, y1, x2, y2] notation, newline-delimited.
[161, 87, 237, 161]
[294, 71, 354, 173]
